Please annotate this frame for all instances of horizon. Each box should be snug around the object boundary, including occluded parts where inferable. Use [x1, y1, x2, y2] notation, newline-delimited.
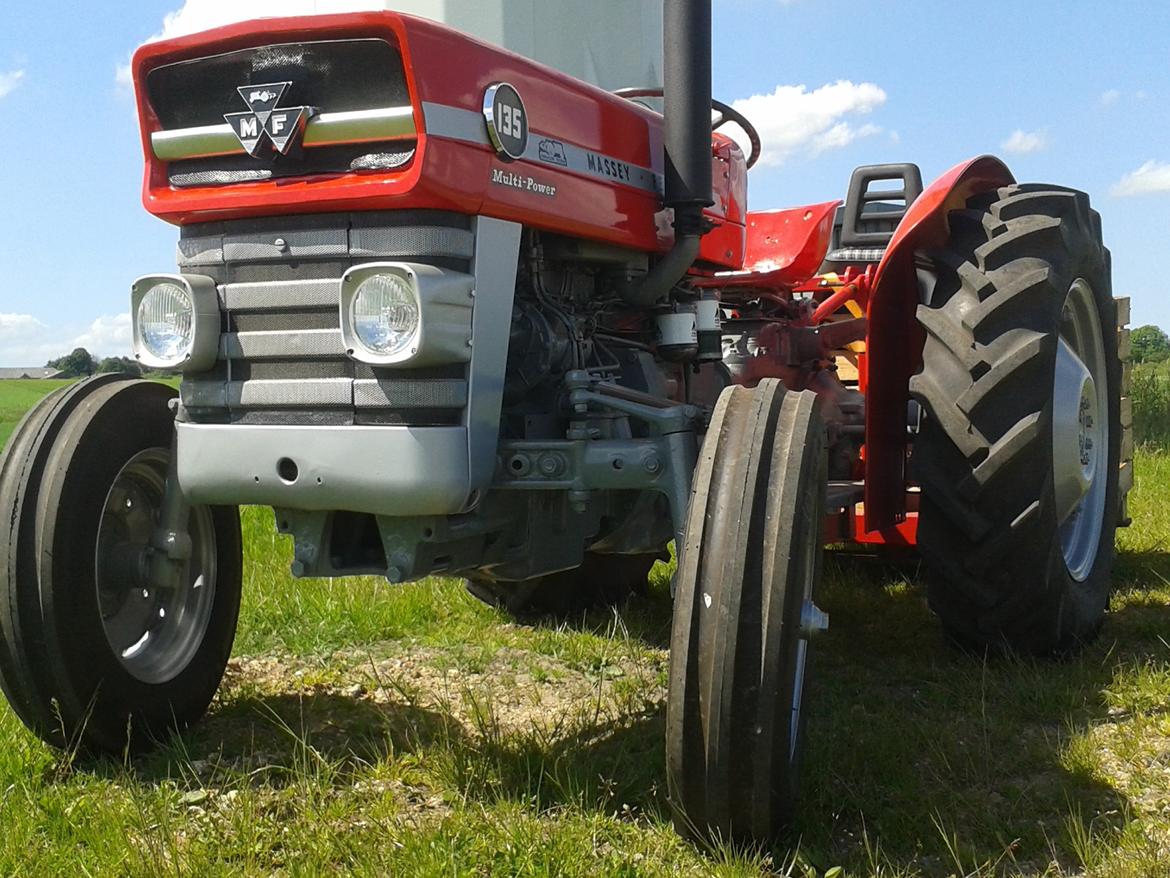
[1, 0, 1167, 365]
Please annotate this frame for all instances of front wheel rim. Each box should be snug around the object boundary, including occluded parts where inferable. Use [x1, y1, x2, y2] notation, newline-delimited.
[788, 524, 821, 763]
[95, 449, 217, 685]
[1052, 278, 1109, 582]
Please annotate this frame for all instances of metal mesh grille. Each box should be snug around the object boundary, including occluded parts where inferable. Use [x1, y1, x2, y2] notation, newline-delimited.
[179, 212, 472, 427]
[149, 40, 415, 186]
[147, 40, 409, 130]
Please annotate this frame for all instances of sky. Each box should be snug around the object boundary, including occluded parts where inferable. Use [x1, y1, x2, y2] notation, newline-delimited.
[0, 0, 1167, 365]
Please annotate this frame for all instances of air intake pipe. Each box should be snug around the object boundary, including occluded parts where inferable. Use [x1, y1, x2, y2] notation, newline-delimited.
[628, 0, 713, 307]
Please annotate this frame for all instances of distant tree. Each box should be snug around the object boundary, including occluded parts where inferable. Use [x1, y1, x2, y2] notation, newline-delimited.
[47, 348, 97, 378]
[1131, 325, 1170, 364]
[97, 356, 143, 376]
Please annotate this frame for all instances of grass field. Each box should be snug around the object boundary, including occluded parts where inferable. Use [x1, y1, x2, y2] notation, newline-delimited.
[0, 379, 74, 451]
[2, 379, 1170, 876]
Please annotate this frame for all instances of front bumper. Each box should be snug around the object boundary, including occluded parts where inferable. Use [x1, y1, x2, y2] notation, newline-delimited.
[176, 422, 471, 516]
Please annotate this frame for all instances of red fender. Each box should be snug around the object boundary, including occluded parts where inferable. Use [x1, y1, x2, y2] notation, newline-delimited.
[863, 155, 1015, 531]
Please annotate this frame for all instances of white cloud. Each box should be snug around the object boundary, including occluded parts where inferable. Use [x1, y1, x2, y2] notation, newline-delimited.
[1111, 160, 1170, 197]
[729, 80, 887, 168]
[1099, 89, 1121, 107]
[0, 312, 133, 367]
[0, 313, 46, 336]
[148, 0, 390, 42]
[72, 314, 133, 356]
[0, 70, 25, 100]
[1001, 129, 1048, 155]
[0, 314, 58, 367]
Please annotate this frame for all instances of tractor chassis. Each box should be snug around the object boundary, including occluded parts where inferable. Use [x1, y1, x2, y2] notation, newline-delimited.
[275, 369, 701, 585]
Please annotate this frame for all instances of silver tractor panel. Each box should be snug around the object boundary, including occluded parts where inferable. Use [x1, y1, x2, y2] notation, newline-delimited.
[174, 214, 522, 516]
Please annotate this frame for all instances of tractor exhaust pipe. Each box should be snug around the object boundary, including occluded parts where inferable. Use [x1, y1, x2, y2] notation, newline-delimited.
[628, 0, 713, 307]
[664, 0, 713, 213]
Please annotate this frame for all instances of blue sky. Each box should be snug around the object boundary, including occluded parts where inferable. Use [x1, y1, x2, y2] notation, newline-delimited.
[0, 0, 1167, 365]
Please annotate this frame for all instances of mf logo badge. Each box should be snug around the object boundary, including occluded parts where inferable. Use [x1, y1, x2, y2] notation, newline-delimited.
[224, 82, 313, 157]
[483, 83, 528, 162]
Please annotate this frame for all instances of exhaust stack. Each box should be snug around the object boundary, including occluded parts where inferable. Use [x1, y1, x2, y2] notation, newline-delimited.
[664, 0, 713, 213]
[629, 0, 713, 306]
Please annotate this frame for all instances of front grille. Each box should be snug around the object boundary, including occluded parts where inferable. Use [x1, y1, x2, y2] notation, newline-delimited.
[146, 39, 415, 185]
[177, 211, 474, 428]
[147, 39, 409, 129]
[167, 146, 417, 188]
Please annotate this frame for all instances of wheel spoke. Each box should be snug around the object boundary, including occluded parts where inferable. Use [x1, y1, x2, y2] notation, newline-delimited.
[101, 588, 157, 655]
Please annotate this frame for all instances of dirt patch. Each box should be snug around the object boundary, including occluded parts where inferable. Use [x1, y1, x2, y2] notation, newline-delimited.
[221, 644, 667, 741]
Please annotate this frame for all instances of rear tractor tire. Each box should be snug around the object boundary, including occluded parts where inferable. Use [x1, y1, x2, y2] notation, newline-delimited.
[667, 379, 828, 843]
[0, 377, 243, 752]
[910, 184, 1120, 654]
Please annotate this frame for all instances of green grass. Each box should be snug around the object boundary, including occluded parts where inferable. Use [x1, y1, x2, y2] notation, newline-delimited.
[1132, 362, 1170, 449]
[5, 379, 1170, 875]
[0, 379, 73, 450]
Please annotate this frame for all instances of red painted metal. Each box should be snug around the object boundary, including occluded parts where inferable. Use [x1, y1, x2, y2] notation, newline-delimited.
[131, 12, 748, 267]
[861, 155, 1015, 531]
[851, 509, 919, 546]
[131, 14, 1026, 552]
[695, 199, 839, 292]
[811, 282, 860, 325]
[698, 133, 748, 267]
[744, 201, 839, 276]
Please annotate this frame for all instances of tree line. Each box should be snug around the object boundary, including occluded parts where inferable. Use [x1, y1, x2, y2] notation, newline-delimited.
[1132, 325, 1170, 364]
[42, 325, 1170, 378]
[46, 349, 144, 378]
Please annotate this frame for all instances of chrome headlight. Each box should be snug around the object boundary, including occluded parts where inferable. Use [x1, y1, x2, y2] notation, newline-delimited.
[130, 274, 219, 371]
[340, 263, 474, 367]
[350, 272, 421, 359]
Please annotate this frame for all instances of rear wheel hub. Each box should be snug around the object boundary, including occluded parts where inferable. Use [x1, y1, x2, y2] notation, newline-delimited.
[1052, 278, 1108, 582]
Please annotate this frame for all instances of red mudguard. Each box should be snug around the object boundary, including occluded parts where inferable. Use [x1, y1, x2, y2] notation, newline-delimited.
[862, 155, 1015, 532]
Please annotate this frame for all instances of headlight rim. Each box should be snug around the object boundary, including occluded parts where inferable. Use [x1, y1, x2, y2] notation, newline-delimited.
[137, 281, 195, 363]
[130, 274, 220, 373]
[339, 261, 475, 370]
[347, 270, 422, 362]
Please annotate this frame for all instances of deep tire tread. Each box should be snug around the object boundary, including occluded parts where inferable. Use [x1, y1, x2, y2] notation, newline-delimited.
[912, 184, 1120, 654]
[667, 381, 825, 843]
[0, 377, 243, 752]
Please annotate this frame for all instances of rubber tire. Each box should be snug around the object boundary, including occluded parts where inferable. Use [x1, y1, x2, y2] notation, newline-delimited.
[465, 551, 659, 618]
[0, 377, 243, 752]
[667, 380, 826, 844]
[909, 184, 1120, 655]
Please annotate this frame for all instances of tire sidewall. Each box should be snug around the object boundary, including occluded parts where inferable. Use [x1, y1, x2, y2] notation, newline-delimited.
[1045, 241, 1120, 636]
[914, 189, 1121, 652]
[770, 398, 826, 818]
[37, 381, 241, 748]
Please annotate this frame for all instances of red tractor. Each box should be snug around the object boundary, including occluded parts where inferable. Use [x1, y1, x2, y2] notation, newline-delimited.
[0, 0, 1130, 843]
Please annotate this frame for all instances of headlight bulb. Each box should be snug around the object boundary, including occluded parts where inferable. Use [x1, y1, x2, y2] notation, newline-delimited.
[137, 282, 194, 363]
[350, 273, 420, 358]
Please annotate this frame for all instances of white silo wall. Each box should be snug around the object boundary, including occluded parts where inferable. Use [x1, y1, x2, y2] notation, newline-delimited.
[149, 1, 663, 92]
[365, 0, 664, 91]
[384, 0, 663, 91]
